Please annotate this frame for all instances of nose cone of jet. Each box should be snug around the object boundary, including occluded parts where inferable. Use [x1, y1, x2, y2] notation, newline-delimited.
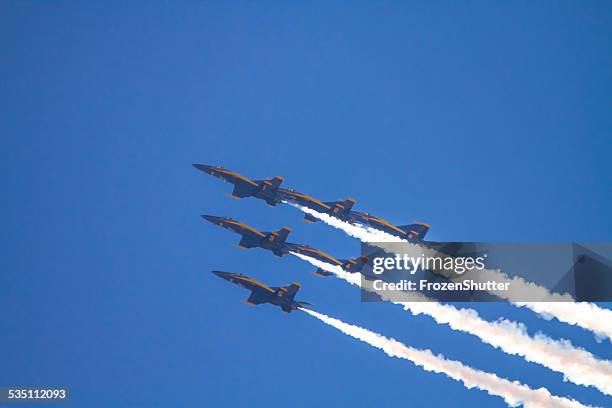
[212, 271, 234, 280]
[201, 214, 223, 224]
[192, 163, 214, 173]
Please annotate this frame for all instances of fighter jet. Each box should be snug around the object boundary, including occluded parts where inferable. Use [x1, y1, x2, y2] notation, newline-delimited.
[280, 188, 430, 241]
[351, 212, 431, 241]
[201, 215, 295, 257]
[290, 243, 369, 276]
[193, 164, 285, 206]
[213, 271, 312, 313]
[202, 214, 367, 275]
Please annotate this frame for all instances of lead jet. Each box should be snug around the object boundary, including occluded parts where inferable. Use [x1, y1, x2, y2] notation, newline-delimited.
[201, 215, 295, 257]
[193, 164, 285, 206]
[213, 271, 312, 313]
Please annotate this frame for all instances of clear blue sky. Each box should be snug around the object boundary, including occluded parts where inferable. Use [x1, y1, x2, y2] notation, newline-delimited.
[1, 2, 611, 407]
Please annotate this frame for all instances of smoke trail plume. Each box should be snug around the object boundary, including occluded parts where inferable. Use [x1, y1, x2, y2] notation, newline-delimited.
[301, 308, 591, 408]
[284, 202, 402, 242]
[290, 206, 612, 342]
[291, 252, 612, 396]
[514, 302, 612, 343]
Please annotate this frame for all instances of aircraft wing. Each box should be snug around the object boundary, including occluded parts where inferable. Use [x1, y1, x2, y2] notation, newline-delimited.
[231, 182, 255, 198]
[313, 268, 333, 277]
[246, 290, 269, 305]
[238, 236, 260, 248]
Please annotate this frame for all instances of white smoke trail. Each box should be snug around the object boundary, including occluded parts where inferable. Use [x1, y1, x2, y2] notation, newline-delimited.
[290, 205, 612, 341]
[284, 202, 403, 243]
[290, 252, 612, 396]
[514, 302, 612, 343]
[301, 308, 592, 408]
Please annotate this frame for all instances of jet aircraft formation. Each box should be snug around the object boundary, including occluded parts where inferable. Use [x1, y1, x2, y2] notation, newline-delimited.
[195, 163, 430, 313]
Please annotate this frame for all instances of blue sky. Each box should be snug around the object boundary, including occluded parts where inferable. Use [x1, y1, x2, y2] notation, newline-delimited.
[1, 2, 611, 407]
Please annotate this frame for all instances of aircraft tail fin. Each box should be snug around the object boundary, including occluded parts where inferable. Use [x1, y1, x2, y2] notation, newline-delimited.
[274, 226, 291, 243]
[263, 226, 292, 246]
[398, 222, 431, 239]
[267, 176, 284, 189]
[340, 198, 356, 211]
[342, 255, 369, 272]
[325, 198, 356, 214]
[282, 283, 301, 299]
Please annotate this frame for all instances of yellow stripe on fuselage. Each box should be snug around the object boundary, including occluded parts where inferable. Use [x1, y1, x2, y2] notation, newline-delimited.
[225, 220, 265, 237]
[233, 276, 275, 293]
[285, 192, 330, 209]
[300, 247, 340, 265]
[216, 169, 258, 187]
[362, 215, 406, 234]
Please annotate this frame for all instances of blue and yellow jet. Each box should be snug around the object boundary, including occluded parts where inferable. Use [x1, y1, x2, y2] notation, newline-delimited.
[213, 271, 312, 313]
[201, 214, 294, 257]
[201, 215, 369, 276]
[280, 188, 430, 241]
[350, 212, 431, 241]
[193, 164, 284, 206]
